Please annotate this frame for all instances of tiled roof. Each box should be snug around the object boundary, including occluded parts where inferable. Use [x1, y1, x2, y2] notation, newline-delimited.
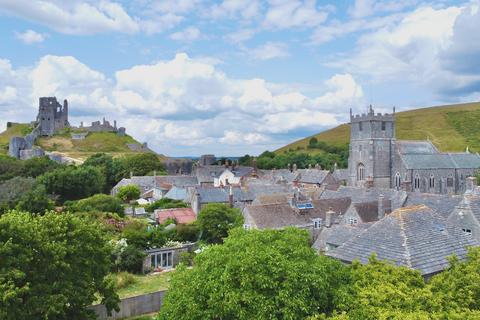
[404, 192, 461, 218]
[400, 153, 480, 169]
[312, 223, 373, 251]
[114, 175, 198, 194]
[396, 140, 438, 154]
[195, 165, 226, 183]
[244, 198, 351, 229]
[333, 169, 349, 181]
[164, 186, 188, 201]
[295, 169, 330, 184]
[194, 186, 254, 203]
[155, 208, 196, 224]
[230, 166, 254, 177]
[320, 186, 407, 210]
[327, 205, 478, 276]
[354, 200, 392, 222]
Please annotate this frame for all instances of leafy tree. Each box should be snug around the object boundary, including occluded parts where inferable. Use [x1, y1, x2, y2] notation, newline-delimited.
[158, 228, 348, 320]
[116, 185, 141, 203]
[114, 153, 165, 181]
[309, 137, 318, 148]
[121, 219, 149, 249]
[66, 194, 124, 216]
[0, 211, 119, 319]
[21, 156, 61, 178]
[238, 154, 252, 166]
[0, 155, 23, 183]
[0, 177, 37, 214]
[117, 245, 146, 274]
[16, 184, 54, 214]
[197, 203, 243, 244]
[83, 153, 118, 192]
[38, 165, 106, 202]
[174, 223, 200, 242]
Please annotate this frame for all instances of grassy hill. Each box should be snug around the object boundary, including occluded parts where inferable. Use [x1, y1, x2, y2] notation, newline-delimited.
[276, 102, 480, 154]
[0, 123, 154, 161]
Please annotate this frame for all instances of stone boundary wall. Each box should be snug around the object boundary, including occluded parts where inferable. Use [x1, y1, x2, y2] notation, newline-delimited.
[89, 290, 166, 319]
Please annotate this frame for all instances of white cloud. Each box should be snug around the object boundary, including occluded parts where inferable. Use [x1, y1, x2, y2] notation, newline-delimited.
[349, 0, 417, 18]
[224, 28, 256, 44]
[15, 29, 45, 44]
[0, 0, 182, 35]
[208, 0, 262, 21]
[0, 53, 364, 155]
[169, 27, 202, 42]
[263, 0, 328, 29]
[249, 42, 289, 60]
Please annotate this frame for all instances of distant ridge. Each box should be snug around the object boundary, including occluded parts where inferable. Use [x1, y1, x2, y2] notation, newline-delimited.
[276, 102, 480, 155]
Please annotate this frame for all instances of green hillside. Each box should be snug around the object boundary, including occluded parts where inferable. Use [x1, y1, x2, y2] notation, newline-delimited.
[0, 123, 153, 161]
[276, 102, 480, 154]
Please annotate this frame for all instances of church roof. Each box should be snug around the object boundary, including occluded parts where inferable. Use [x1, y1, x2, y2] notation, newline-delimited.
[400, 153, 480, 169]
[396, 140, 438, 154]
[404, 192, 462, 218]
[294, 169, 330, 184]
[327, 205, 478, 276]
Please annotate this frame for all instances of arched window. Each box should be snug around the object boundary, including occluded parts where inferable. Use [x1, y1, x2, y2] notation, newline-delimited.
[395, 172, 401, 188]
[414, 174, 421, 190]
[357, 163, 365, 181]
[429, 174, 435, 189]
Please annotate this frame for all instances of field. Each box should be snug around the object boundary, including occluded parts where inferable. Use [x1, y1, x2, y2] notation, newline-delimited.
[276, 102, 480, 154]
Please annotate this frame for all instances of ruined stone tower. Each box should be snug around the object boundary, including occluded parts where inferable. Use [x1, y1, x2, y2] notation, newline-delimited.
[37, 97, 69, 136]
[348, 105, 395, 188]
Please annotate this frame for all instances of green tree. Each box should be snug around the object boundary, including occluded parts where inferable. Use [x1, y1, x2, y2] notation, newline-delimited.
[83, 153, 118, 192]
[116, 185, 141, 203]
[0, 177, 37, 214]
[16, 184, 54, 214]
[66, 194, 124, 216]
[114, 153, 165, 181]
[0, 211, 119, 319]
[309, 137, 319, 148]
[0, 155, 23, 183]
[158, 228, 348, 320]
[197, 203, 243, 244]
[144, 198, 188, 212]
[21, 156, 61, 178]
[38, 165, 106, 202]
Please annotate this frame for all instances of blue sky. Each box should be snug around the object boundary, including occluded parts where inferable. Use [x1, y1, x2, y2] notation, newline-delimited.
[0, 0, 479, 156]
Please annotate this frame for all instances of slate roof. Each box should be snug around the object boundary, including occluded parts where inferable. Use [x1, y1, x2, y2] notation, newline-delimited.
[195, 165, 226, 184]
[294, 169, 330, 184]
[194, 186, 254, 203]
[400, 153, 480, 170]
[164, 186, 188, 201]
[396, 140, 438, 154]
[333, 169, 349, 181]
[354, 200, 392, 222]
[244, 198, 351, 229]
[114, 175, 198, 194]
[404, 192, 462, 218]
[230, 166, 254, 178]
[312, 223, 373, 251]
[155, 208, 196, 224]
[252, 193, 292, 205]
[320, 186, 407, 210]
[327, 205, 478, 276]
[258, 169, 298, 183]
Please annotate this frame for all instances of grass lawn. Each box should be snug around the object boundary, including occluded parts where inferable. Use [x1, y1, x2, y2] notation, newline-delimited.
[116, 272, 173, 299]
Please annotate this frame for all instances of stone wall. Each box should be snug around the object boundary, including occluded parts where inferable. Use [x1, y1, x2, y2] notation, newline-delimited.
[89, 290, 166, 319]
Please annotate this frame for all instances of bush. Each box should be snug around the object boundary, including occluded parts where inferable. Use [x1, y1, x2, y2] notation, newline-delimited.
[145, 198, 188, 212]
[118, 245, 146, 274]
[67, 194, 124, 216]
[112, 272, 137, 289]
[116, 185, 141, 203]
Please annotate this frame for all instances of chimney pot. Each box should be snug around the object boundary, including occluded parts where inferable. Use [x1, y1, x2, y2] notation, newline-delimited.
[378, 194, 385, 220]
[325, 207, 334, 227]
[466, 176, 477, 193]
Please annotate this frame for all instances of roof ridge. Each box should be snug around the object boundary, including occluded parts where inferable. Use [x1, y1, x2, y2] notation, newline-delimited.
[398, 209, 413, 268]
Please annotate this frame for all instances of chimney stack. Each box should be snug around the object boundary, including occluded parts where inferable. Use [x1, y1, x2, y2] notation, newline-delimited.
[252, 157, 258, 177]
[194, 190, 201, 215]
[228, 185, 234, 208]
[325, 207, 334, 227]
[293, 163, 297, 172]
[466, 176, 477, 193]
[378, 194, 385, 220]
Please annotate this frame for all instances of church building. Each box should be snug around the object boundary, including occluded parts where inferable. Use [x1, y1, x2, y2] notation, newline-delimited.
[348, 106, 480, 194]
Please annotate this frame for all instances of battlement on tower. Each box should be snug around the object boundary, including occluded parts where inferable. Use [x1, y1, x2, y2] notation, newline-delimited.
[350, 105, 395, 123]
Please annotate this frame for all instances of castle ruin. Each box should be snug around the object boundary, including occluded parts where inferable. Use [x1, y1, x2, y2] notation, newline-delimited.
[37, 97, 70, 136]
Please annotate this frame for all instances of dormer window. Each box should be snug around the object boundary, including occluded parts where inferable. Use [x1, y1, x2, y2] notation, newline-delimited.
[313, 218, 322, 229]
[348, 218, 358, 225]
[462, 228, 472, 236]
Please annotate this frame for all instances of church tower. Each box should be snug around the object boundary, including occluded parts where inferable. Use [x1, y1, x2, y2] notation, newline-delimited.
[348, 105, 395, 188]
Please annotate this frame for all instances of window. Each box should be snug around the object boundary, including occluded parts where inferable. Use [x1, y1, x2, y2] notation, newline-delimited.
[414, 174, 421, 189]
[151, 251, 174, 270]
[243, 224, 251, 230]
[357, 163, 365, 181]
[313, 218, 322, 229]
[429, 175, 435, 189]
[462, 228, 472, 236]
[394, 172, 401, 188]
[348, 218, 358, 225]
[447, 176, 454, 187]
[359, 122, 363, 131]
[381, 121, 386, 131]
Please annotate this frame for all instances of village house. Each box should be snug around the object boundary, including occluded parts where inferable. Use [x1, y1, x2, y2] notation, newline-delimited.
[143, 242, 196, 273]
[154, 208, 196, 225]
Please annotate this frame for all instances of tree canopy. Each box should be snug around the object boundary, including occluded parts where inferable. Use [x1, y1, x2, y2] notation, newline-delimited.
[116, 184, 141, 203]
[158, 228, 348, 320]
[65, 194, 124, 216]
[0, 211, 119, 319]
[197, 203, 243, 244]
